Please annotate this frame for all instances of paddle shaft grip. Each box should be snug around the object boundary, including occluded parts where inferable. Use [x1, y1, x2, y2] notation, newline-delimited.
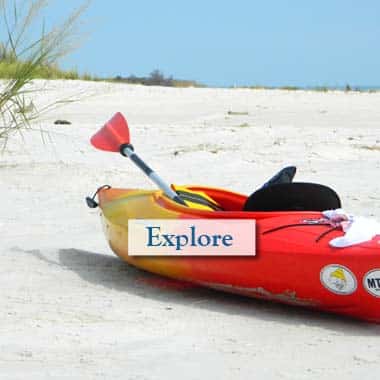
[120, 144, 186, 206]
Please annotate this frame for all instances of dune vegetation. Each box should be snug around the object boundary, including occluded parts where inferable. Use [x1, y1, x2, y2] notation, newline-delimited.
[0, 0, 89, 145]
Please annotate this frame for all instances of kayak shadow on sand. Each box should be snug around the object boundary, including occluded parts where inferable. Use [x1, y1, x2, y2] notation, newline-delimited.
[22, 247, 380, 334]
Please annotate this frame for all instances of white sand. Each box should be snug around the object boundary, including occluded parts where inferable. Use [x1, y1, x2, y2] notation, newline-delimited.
[1, 80, 380, 379]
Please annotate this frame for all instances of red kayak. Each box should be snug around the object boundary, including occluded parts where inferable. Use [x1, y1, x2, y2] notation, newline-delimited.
[96, 185, 380, 323]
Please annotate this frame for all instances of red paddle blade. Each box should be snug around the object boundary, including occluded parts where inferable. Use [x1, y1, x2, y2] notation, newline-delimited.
[90, 112, 130, 152]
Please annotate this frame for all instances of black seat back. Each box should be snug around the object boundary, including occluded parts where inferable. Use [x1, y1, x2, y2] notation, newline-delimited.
[243, 182, 341, 212]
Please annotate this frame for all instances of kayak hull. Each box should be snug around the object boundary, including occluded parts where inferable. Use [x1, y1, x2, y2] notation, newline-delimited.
[97, 186, 380, 323]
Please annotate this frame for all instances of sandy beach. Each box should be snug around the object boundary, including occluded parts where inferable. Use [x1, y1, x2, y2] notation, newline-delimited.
[1, 80, 380, 379]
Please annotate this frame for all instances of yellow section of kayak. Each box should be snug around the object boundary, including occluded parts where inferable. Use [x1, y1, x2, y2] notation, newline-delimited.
[98, 188, 191, 279]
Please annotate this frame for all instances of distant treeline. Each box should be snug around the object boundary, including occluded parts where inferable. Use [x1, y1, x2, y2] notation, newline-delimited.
[0, 60, 202, 87]
[1, 57, 377, 92]
[245, 84, 380, 93]
[113, 69, 201, 87]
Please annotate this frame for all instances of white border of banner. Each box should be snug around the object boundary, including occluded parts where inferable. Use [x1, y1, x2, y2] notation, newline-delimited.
[128, 219, 256, 256]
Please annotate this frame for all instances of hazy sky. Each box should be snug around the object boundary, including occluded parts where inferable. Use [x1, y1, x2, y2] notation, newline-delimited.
[37, 1, 380, 87]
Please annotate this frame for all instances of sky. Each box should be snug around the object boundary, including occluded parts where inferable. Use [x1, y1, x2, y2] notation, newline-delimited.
[14, 0, 380, 87]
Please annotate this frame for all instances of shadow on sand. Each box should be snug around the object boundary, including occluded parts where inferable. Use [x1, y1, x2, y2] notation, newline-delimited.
[22, 247, 380, 335]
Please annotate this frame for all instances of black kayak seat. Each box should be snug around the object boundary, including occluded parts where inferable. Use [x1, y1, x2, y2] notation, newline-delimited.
[243, 182, 341, 212]
[261, 166, 297, 188]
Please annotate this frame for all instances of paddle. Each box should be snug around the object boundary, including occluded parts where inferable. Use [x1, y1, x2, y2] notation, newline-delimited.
[90, 112, 186, 205]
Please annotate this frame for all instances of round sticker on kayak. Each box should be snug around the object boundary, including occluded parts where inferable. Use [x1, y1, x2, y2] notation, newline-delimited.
[320, 265, 357, 295]
[363, 270, 380, 297]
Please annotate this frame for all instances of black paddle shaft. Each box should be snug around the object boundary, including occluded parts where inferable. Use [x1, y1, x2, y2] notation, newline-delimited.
[119, 144, 186, 205]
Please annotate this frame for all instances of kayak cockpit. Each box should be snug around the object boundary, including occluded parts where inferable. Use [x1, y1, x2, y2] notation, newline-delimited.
[156, 186, 324, 220]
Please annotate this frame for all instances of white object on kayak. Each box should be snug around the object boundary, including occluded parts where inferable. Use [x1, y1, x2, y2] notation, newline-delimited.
[322, 209, 380, 248]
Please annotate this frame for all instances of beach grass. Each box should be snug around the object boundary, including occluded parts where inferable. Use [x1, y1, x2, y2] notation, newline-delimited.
[228, 110, 249, 116]
[0, 0, 89, 145]
[0, 60, 200, 86]
[237, 123, 250, 128]
[279, 86, 300, 91]
[357, 144, 380, 151]
[246, 84, 379, 93]
[0, 60, 82, 80]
